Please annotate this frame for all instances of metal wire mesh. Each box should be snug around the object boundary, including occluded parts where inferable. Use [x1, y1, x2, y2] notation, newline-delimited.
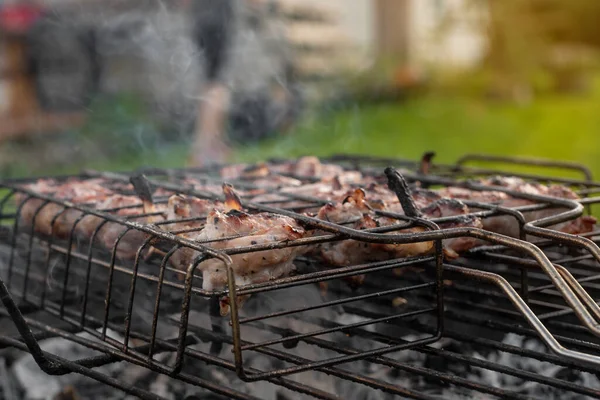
[0, 153, 600, 399]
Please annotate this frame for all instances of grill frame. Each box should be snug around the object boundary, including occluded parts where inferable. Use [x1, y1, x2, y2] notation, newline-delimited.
[1, 153, 600, 399]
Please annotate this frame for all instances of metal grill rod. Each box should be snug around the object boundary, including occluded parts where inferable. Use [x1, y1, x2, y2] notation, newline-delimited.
[455, 153, 594, 181]
[0, 305, 262, 400]
[82, 170, 600, 370]
[180, 317, 440, 400]
[0, 335, 166, 400]
[3, 159, 600, 390]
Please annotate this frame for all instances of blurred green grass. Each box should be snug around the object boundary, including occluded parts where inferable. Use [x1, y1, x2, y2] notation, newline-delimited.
[236, 91, 600, 179]
[2, 85, 600, 180]
[3, 85, 600, 220]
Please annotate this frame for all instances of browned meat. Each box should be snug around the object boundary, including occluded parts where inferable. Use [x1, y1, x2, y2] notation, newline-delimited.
[80, 194, 167, 260]
[15, 171, 596, 308]
[418, 198, 483, 257]
[162, 194, 224, 271]
[197, 210, 305, 287]
[315, 189, 481, 268]
[168, 184, 307, 315]
[250, 180, 354, 211]
[15, 178, 114, 238]
[220, 162, 302, 188]
[271, 156, 363, 184]
[221, 156, 363, 187]
[436, 176, 596, 238]
[15, 178, 173, 259]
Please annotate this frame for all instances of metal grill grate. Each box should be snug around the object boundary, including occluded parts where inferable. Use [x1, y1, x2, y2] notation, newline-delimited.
[0, 153, 600, 399]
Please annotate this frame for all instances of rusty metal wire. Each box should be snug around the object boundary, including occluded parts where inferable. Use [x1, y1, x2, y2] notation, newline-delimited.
[0, 153, 600, 399]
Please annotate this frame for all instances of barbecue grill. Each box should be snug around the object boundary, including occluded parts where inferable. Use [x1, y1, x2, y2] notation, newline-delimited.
[1, 153, 600, 400]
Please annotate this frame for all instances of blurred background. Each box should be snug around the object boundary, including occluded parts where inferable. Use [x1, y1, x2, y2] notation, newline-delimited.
[1, 0, 600, 177]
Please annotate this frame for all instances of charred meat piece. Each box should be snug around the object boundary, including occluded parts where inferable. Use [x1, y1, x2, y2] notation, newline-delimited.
[418, 198, 483, 258]
[316, 189, 480, 270]
[77, 194, 167, 260]
[315, 189, 432, 287]
[162, 194, 224, 271]
[272, 156, 363, 184]
[170, 184, 307, 315]
[436, 176, 596, 238]
[15, 178, 114, 238]
[220, 162, 302, 188]
[221, 156, 363, 187]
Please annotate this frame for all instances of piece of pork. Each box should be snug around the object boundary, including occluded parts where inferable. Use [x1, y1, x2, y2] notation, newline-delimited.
[15, 178, 114, 238]
[220, 162, 302, 189]
[221, 157, 363, 187]
[274, 156, 363, 185]
[436, 177, 596, 238]
[316, 189, 481, 268]
[166, 184, 308, 315]
[161, 194, 224, 271]
[72, 194, 167, 260]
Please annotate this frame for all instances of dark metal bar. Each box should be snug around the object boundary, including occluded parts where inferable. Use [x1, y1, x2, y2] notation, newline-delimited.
[130, 174, 155, 204]
[238, 282, 435, 324]
[81, 219, 110, 328]
[455, 153, 594, 181]
[24, 200, 51, 301]
[148, 245, 180, 360]
[172, 255, 210, 374]
[419, 151, 436, 175]
[8, 195, 30, 289]
[240, 307, 435, 351]
[0, 276, 66, 375]
[0, 336, 166, 400]
[101, 227, 129, 341]
[60, 211, 89, 317]
[42, 207, 70, 308]
[123, 236, 154, 353]
[385, 167, 423, 217]
[3, 154, 600, 399]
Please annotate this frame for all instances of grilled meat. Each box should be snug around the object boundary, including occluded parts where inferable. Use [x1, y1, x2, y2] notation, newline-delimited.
[436, 176, 596, 238]
[271, 156, 363, 184]
[221, 156, 362, 187]
[15, 178, 171, 259]
[316, 189, 481, 268]
[15, 178, 114, 238]
[220, 162, 302, 188]
[170, 184, 307, 315]
[418, 198, 483, 257]
[79, 194, 167, 260]
[250, 180, 353, 211]
[12, 165, 596, 308]
[162, 194, 224, 272]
